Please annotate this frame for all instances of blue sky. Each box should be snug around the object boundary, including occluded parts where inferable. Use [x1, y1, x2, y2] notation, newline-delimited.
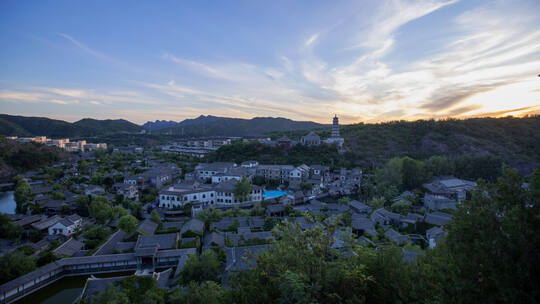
[1, 0, 539, 124]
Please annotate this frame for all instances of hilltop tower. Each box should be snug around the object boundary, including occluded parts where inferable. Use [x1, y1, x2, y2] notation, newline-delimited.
[331, 114, 340, 138]
[323, 114, 344, 148]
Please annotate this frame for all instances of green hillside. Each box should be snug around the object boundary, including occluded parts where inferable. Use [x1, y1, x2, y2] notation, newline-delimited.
[340, 116, 540, 170]
[215, 116, 540, 174]
[0, 114, 142, 138]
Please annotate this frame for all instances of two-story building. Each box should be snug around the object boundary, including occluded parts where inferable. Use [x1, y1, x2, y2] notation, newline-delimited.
[195, 162, 237, 182]
[48, 214, 82, 236]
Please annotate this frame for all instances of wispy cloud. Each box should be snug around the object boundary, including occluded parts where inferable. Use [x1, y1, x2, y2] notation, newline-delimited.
[291, 0, 540, 122]
[57, 33, 114, 62]
[3, 1, 539, 124]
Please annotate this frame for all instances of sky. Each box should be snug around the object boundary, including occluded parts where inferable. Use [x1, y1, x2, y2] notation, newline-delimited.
[0, 0, 539, 125]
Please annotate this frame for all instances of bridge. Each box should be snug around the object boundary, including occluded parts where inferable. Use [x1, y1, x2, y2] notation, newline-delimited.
[0, 248, 196, 304]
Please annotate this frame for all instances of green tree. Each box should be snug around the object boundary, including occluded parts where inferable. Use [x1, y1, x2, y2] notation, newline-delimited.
[234, 178, 252, 202]
[390, 201, 411, 215]
[83, 225, 111, 249]
[358, 178, 375, 202]
[376, 157, 403, 192]
[14, 178, 32, 213]
[252, 176, 266, 186]
[229, 220, 370, 304]
[0, 251, 36, 284]
[337, 196, 351, 205]
[300, 182, 313, 191]
[91, 285, 129, 304]
[149, 209, 162, 225]
[112, 205, 128, 219]
[169, 281, 229, 304]
[426, 155, 454, 177]
[88, 199, 112, 224]
[401, 157, 427, 190]
[0, 213, 23, 240]
[118, 215, 139, 234]
[123, 200, 143, 219]
[79, 160, 90, 174]
[419, 167, 540, 303]
[90, 172, 105, 185]
[180, 250, 222, 284]
[197, 208, 223, 230]
[51, 191, 66, 200]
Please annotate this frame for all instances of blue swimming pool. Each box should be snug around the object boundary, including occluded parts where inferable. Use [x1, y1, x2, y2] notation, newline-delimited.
[262, 190, 287, 199]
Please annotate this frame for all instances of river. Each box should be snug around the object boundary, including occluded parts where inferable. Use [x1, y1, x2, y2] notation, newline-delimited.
[0, 191, 16, 214]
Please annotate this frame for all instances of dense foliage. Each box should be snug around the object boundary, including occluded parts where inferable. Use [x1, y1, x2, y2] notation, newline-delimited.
[373, 154, 504, 200]
[205, 142, 355, 168]
[0, 252, 36, 285]
[269, 116, 540, 173]
[14, 178, 32, 213]
[89, 275, 165, 304]
[0, 136, 69, 180]
[341, 116, 540, 171]
[0, 213, 23, 240]
[118, 214, 139, 234]
[233, 177, 251, 202]
[179, 250, 223, 285]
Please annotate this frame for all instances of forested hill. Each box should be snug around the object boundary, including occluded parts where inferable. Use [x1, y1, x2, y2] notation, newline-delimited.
[339, 116, 540, 171]
[228, 116, 540, 174]
[0, 114, 142, 137]
[143, 115, 326, 136]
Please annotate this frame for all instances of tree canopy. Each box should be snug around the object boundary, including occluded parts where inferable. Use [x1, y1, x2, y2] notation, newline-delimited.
[234, 178, 251, 202]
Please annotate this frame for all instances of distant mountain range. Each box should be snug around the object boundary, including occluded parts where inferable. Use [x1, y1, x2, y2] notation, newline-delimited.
[142, 115, 326, 136]
[0, 114, 325, 138]
[0, 114, 142, 138]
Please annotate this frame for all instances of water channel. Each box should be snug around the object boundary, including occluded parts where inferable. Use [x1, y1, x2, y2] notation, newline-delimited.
[0, 191, 16, 214]
[14, 271, 135, 304]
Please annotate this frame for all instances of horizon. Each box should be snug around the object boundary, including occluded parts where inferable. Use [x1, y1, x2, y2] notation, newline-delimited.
[2, 112, 537, 127]
[1, 1, 540, 124]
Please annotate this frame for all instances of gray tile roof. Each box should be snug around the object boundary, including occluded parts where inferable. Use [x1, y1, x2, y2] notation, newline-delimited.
[93, 230, 128, 256]
[203, 231, 225, 249]
[385, 229, 408, 244]
[135, 233, 179, 250]
[210, 217, 264, 231]
[426, 227, 445, 241]
[138, 219, 159, 235]
[349, 200, 372, 213]
[31, 215, 62, 230]
[225, 245, 268, 272]
[425, 211, 453, 226]
[180, 219, 204, 234]
[161, 221, 184, 231]
[114, 242, 135, 252]
[53, 238, 84, 257]
[225, 231, 273, 246]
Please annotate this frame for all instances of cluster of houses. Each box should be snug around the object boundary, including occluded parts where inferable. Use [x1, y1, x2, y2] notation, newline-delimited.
[157, 161, 364, 212]
[0, 135, 481, 303]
